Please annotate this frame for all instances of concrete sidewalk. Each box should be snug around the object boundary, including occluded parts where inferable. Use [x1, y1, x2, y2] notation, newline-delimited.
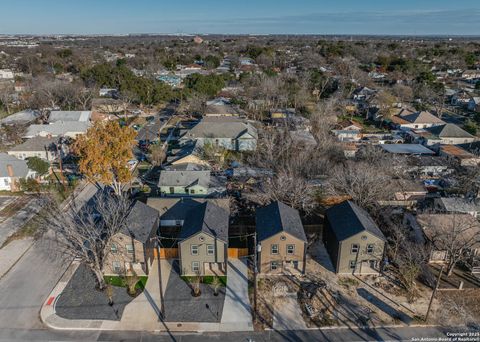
[0, 238, 34, 279]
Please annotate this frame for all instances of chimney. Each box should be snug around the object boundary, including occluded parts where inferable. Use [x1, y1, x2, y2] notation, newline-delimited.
[6, 164, 14, 178]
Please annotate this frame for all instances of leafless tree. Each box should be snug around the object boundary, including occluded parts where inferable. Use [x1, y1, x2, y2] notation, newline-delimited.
[38, 191, 132, 289]
[149, 144, 166, 166]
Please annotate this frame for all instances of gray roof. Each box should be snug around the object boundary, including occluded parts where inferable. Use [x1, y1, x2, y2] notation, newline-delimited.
[436, 197, 480, 213]
[255, 201, 306, 242]
[204, 104, 240, 116]
[25, 121, 90, 138]
[0, 110, 40, 125]
[381, 144, 435, 155]
[325, 200, 386, 242]
[400, 111, 444, 124]
[0, 153, 30, 178]
[8, 136, 59, 152]
[48, 111, 91, 123]
[122, 201, 159, 243]
[426, 124, 474, 139]
[158, 169, 210, 188]
[186, 117, 257, 140]
[164, 163, 210, 171]
[147, 198, 230, 222]
[179, 201, 229, 242]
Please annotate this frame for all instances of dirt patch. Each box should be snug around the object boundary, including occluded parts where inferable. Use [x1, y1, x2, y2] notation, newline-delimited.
[436, 290, 480, 328]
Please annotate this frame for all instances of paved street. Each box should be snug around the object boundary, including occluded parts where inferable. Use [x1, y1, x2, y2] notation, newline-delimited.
[0, 325, 476, 341]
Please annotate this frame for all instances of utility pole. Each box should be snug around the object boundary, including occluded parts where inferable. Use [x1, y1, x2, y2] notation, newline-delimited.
[253, 232, 258, 322]
[425, 265, 444, 322]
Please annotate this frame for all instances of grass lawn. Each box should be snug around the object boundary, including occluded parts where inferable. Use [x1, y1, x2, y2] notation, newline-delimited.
[181, 275, 227, 287]
[104, 275, 148, 290]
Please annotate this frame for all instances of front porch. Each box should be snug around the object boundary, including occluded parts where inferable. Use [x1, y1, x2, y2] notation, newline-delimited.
[203, 262, 226, 276]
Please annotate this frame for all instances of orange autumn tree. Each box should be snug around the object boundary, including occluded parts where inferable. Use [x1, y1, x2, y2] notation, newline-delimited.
[73, 121, 137, 195]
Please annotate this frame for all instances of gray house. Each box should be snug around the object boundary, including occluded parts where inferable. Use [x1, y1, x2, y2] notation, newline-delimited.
[7, 136, 60, 161]
[324, 201, 386, 275]
[180, 117, 257, 151]
[178, 202, 229, 276]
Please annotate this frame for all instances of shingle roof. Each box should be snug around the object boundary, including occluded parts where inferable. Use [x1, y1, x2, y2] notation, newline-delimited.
[179, 201, 229, 242]
[255, 201, 306, 242]
[186, 117, 257, 140]
[158, 169, 210, 188]
[0, 153, 30, 178]
[0, 110, 40, 124]
[25, 121, 90, 138]
[8, 136, 59, 152]
[399, 111, 445, 124]
[325, 200, 386, 241]
[426, 124, 474, 139]
[122, 201, 159, 243]
[380, 144, 435, 155]
[436, 197, 480, 213]
[48, 111, 91, 123]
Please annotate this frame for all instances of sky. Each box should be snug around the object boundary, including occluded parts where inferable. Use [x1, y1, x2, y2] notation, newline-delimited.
[0, 0, 479, 36]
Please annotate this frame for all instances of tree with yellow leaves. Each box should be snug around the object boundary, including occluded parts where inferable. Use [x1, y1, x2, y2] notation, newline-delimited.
[73, 121, 137, 195]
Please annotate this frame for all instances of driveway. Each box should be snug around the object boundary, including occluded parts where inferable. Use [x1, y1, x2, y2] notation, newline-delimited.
[221, 259, 253, 331]
[163, 260, 225, 322]
[273, 292, 308, 331]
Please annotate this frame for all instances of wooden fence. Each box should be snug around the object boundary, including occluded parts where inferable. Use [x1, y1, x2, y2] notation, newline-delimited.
[228, 248, 249, 259]
[154, 248, 178, 259]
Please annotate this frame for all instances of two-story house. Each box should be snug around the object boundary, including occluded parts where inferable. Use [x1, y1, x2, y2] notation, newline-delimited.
[255, 201, 307, 275]
[178, 201, 229, 276]
[104, 201, 159, 276]
[324, 200, 386, 275]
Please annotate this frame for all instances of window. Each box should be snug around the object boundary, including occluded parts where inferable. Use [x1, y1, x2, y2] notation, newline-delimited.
[271, 244, 279, 255]
[126, 244, 134, 254]
[351, 244, 359, 254]
[206, 244, 214, 255]
[191, 245, 199, 255]
[270, 261, 278, 271]
[286, 244, 295, 255]
[366, 244, 374, 254]
[110, 244, 118, 254]
[175, 220, 182, 226]
[349, 260, 356, 270]
[280, 235, 286, 241]
[113, 261, 122, 273]
[169, 187, 174, 194]
[192, 261, 200, 273]
[190, 189, 195, 194]
[369, 260, 377, 269]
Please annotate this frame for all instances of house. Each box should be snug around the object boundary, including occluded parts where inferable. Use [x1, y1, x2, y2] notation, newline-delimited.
[147, 198, 229, 227]
[255, 201, 307, 275]
[0, 153, 36, 191]
[405, 155, 453, 178]
[0, 109, 40, 125]
[269, 108, 296, 121]
[324, 201, 386, 275]
[380, 144, 435, 155]
[24, 121, 90, 138]
[378, 178, 427, 207]
[7, 136, 60, 161]
[439, 145, 480, 167]
[204, 104, 241, 117]
[468, 97, 480, 112]
[434, 198, 480, 218]
[157, 165, 224, 197]
[461, 70, 480, 80]
[352, 87, 376, 102]
[178, 201, 229, 276]
[180, 117, 257, 152]
[104, 201, 159, 276]
[99, 88, 118, 98]
[415, 214, 480, 265]
[423, 124, 476, 146]
[451, 91, 472, 107]
[331, 120, 363, 142]
[0, 69, 14, 79]
[48, 111, 92, 123]
[166, 142, 209, 167]
[392, 111, 445, 131]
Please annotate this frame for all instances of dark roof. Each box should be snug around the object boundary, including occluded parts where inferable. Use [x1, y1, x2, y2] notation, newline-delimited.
[426, 124, 474, 139]
[255, 201, 306, 242]
[325, 201, 386, 242]
[179, 202, 229, 242]
[122, 201, 159, 243]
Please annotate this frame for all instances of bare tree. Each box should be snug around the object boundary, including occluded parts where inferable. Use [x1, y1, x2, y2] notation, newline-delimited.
[419, 214, 480, 277]
[38, 191, 132, 289]
[396, 238, 429, 302]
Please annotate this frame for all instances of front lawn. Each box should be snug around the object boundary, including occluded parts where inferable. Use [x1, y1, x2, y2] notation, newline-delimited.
[181, 275, 227, 287]
[104, 275, 148, 290]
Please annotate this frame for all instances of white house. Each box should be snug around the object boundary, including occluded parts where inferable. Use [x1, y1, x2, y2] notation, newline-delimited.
[423, 124, 477, 146]
[392, 111, 445, 131]
[25, 121, 90, 138]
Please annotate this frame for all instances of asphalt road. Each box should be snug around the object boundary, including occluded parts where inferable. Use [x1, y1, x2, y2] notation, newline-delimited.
[0, 325, 476, 342]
